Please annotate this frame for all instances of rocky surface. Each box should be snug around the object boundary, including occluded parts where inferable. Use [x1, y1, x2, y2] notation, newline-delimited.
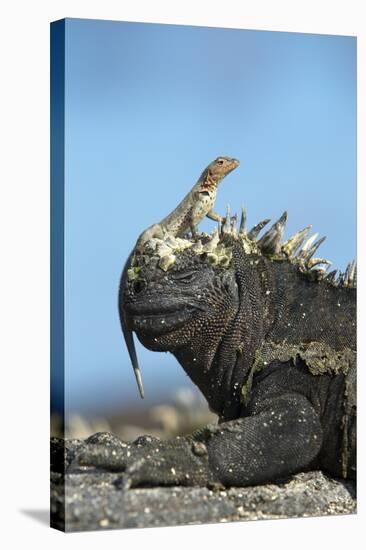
[51, 464, 356, 531]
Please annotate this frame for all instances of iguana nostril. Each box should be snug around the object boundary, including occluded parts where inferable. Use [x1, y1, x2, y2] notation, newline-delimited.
[133, 279, 147, 294]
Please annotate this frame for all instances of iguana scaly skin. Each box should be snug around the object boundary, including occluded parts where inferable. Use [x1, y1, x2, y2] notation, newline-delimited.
[136, 156, 239, 248]
[71, 161, 356, 491]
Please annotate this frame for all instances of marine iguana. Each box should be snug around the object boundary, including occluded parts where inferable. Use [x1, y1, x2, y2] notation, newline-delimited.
[72, 167, 356, 490]
[136, 156, 239, 248]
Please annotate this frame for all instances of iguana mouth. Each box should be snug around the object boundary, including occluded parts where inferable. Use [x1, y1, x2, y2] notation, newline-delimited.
[126, 304, 200, 336]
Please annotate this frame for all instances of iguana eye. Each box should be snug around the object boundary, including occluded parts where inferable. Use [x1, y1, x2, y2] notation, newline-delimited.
[172, 270, 197, 283]
[217, 159, 224, 165]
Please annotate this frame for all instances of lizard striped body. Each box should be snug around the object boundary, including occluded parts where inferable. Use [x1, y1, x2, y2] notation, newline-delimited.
[136, 156, 239, 248]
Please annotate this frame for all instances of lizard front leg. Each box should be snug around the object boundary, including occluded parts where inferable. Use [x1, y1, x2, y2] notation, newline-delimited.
[189, 200, 217, 239]
[206, 210, 225, 223]
[189, 224, 199, 240]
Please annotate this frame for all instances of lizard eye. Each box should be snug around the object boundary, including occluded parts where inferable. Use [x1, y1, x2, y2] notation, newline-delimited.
[217, 159, 224, 165]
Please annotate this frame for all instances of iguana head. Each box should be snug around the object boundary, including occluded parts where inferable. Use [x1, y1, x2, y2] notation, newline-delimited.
[119, 231, 242, 411]
[122, 242, 239, 352]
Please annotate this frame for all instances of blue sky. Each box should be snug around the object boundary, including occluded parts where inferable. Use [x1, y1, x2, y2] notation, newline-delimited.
[61, 18, 356, 415]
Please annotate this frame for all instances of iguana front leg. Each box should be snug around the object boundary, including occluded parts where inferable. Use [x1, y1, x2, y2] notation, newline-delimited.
[68, 392, 323, 488]
[207, 393, 323, 486]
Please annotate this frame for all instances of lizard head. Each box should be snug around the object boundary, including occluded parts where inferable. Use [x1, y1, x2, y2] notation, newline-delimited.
[204, 156, 240, 184]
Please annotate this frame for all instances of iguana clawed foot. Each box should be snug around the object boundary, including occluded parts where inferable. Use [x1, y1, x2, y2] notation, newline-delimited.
[67, 431, 215, 489]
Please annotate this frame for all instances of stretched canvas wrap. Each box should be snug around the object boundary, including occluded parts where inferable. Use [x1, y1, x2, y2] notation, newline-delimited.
[50, 18, 357, 532]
